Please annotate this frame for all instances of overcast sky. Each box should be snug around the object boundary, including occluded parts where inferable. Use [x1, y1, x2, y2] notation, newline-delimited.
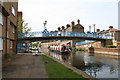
[18, 0, 119, 32]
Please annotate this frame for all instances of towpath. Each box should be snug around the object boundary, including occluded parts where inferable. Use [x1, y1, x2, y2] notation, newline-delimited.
[2, 53, 48, 78]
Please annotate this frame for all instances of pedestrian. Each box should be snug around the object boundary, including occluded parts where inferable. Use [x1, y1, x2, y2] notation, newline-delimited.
[35, 48, 39, 56]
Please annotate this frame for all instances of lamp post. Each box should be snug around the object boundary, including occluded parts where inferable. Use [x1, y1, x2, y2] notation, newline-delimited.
[89, 25, 91, 33]
[89, 24, 96, 37]
[93, 24, 96, 37]
[93, 24, 96, 33]
[42, 20, 49, 36]
[43, 20, 47, 30]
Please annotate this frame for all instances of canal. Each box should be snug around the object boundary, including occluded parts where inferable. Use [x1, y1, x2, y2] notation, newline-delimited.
[41, 49, 119, 78]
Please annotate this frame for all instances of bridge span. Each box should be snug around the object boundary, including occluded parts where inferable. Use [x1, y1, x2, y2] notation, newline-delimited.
[17, 31, 112, 41]
[17, 31, 113, 52]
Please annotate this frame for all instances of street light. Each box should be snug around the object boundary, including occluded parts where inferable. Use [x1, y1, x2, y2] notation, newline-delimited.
[93, 24, 96, 33]
[43, 20, 47, 30]
[93, 24, 96, 37]
[89, 25, 91, 33]
[89, 24, 96, 37]
[42, 20, 49, 36]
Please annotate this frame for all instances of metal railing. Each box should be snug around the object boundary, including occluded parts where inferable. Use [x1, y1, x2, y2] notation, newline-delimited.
[17, 31, 112, 39]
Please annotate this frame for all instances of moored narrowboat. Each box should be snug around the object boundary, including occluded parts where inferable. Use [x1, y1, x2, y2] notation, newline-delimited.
[49, 45, 71, 54]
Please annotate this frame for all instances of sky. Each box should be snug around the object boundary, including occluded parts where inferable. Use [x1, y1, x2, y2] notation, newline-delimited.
[18, 0, 119, 32]
[119, 1, 120, 30]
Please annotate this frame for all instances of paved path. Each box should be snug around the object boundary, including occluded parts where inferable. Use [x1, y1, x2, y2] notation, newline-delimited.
[2, 53, 48, 78]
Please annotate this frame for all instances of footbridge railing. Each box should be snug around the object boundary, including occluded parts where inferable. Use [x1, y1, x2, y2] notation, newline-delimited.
[17, 31, 112, 39]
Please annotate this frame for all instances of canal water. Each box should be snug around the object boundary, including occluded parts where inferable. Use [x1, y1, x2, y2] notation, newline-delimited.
[42, 49, 119, 78]
[71, 52, 119, 78]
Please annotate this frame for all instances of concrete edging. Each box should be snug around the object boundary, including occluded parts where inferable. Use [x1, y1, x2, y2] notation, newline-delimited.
[42, 53, 97, 80]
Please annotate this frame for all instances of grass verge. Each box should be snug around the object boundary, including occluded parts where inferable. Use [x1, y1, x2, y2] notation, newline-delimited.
[42, 55, 88, 79]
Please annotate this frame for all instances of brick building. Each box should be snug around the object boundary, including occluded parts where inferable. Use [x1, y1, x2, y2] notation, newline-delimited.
[96, 26, 120, 48]
[17, 11, 22, 33]
[60, 19, 84, 47]
[17, 11, 22, 19]
[0, 1, 18, 57]
[41, 19, 85, 48]
[58, 19, 84, 32]
[76, 26, 120, 49]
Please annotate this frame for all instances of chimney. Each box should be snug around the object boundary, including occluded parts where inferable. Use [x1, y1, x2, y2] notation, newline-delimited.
[71, 21, 75, 26]
[66, 24, 70, 28]
[96, 29, 100, 33]
[77, 19, 80, 24]
[109, 26, 113, 29]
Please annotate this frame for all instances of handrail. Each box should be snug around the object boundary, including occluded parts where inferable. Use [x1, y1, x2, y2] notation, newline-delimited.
[17, 31, 112, 39]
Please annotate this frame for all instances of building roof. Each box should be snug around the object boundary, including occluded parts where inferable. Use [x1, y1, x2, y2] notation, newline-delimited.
[75, 24, 84, 29]
[99, 28, 120, 34]
[109, 29, 120, 32]
[99, 30, 108, 33]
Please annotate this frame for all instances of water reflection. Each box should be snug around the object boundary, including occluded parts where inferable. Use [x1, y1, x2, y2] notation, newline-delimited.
[71, 52, 119, 78]
[49, 51, 71, 63]
[49, 50, 119, 78]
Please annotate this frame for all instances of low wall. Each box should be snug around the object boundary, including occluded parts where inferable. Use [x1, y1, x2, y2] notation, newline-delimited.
[88, 48, 120, 56]
[113, 41, 120, 48]
[76, 41, 102, 48]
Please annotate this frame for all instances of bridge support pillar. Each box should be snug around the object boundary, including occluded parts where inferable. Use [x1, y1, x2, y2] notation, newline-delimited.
[71, 40, 76, 53]
[25, 43, 27, 52]
[25, 41, 30, 52]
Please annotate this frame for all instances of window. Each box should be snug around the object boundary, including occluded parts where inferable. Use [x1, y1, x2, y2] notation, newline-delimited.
[12, 26, 15, 33]
[0, 12, 3, 25]
[12, 6, 16, 16]
[7, 30, 9, 38]
[0, 38, 3, 50]
[10, 41, 12, 48]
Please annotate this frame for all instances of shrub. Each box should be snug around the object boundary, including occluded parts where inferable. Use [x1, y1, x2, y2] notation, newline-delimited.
[76, 48, 86, 51]
[105, 45, 116, 48]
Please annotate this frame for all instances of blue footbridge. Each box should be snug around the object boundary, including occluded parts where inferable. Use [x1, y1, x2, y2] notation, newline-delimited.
[17, 31, 112, 41]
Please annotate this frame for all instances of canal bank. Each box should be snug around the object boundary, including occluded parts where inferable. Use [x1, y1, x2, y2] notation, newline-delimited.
[88, 47, 120, 56]
[41, 48, 119, 79]
[41, 48, 96, 79]
[42, 52, 95, 80]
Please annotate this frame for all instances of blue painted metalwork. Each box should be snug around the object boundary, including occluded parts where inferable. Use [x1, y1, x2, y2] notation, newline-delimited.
[17, 31, 112, 39]
[76, 40, 95, 45]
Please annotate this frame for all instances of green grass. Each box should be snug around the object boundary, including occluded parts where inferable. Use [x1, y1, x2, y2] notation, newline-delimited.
[42, 55, 87, 79]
